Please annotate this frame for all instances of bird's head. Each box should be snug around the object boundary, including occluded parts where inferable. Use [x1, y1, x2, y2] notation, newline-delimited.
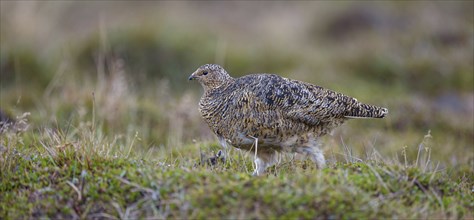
[188, 64, 233, 91]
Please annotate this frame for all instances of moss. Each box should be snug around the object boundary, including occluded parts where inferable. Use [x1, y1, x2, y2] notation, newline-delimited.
[1, 140, 472, 219]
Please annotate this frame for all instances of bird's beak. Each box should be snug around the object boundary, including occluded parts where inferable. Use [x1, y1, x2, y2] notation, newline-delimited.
[188, 71, 198, 81]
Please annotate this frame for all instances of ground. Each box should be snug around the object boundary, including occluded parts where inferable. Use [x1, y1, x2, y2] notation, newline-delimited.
[1, 121, 473, 219]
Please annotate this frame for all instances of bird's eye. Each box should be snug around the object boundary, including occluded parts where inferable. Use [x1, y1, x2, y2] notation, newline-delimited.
[203, 71, 208, 75]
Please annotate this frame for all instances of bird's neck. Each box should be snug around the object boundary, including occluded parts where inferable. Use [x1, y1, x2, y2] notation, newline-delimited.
[203, 76, 235, 93]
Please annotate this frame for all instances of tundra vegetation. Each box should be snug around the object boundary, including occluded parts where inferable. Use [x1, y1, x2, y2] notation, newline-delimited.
[1, 2, 473, 219]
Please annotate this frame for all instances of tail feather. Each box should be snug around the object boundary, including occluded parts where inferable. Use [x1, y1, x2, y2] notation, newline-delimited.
[345, 103, 388, 119]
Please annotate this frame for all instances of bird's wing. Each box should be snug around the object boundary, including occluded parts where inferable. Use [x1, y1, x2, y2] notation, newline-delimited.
[242, 74, 355, 127]
[282, 81, 355, 126]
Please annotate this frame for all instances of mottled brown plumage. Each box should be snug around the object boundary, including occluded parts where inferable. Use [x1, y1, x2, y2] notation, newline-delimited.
[189, 64, 388, 175]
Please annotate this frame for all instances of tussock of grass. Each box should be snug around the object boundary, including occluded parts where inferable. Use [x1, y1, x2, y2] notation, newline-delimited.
[1, 117, 472, 219]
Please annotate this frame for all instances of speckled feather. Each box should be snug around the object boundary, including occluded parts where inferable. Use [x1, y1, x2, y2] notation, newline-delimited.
[189, 64, 388, 175]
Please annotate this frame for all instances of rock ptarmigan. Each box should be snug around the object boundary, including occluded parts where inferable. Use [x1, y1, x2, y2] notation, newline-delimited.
[189, 64, 388, 175]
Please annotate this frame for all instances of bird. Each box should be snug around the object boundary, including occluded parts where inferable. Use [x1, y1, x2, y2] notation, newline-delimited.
[189, 64, 388, 175]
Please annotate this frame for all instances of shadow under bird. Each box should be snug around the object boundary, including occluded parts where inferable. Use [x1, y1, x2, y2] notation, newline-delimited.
[189, 64, 388, 175]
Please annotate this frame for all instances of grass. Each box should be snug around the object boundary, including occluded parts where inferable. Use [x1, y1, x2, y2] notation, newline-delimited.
[1, 113, 473, 219]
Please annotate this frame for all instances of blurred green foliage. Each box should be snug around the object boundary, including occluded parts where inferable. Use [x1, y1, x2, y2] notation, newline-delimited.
[74, 28, 215, 86]
[0, 49, 53, 90]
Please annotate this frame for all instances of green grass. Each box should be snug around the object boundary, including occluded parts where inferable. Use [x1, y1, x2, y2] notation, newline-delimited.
[1, 117, 473, 219]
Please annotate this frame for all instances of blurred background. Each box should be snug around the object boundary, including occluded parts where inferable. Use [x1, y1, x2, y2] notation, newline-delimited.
[1, 1, 473, 165]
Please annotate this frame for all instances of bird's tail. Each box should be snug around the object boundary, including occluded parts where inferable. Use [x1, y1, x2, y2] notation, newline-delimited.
[345, 103, 388, 119]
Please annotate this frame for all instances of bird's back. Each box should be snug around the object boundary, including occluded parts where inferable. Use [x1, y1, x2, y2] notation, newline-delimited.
[198, 73, 387, 150]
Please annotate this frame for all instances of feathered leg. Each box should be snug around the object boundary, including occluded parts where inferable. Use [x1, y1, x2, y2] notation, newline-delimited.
[297, 142, 326, 169]
[217, 136, 229, 162]
[253, 152, 278, 176]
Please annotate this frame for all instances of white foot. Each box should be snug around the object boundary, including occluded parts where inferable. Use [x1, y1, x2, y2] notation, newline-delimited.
[301, 146, 326, 169]
[252, 157, 266, 176]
